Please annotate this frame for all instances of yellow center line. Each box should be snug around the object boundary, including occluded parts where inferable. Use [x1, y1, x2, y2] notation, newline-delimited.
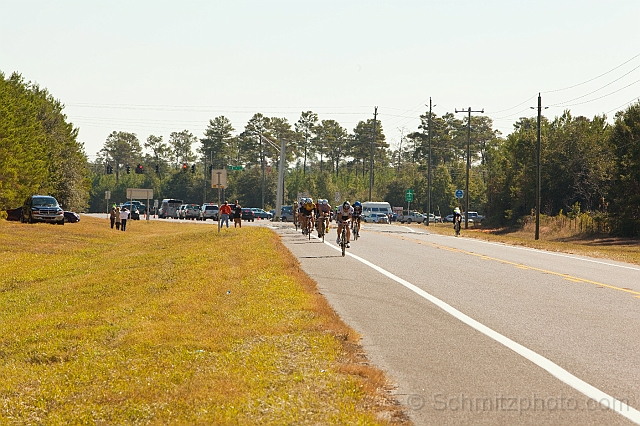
[376, 231, 640, 299]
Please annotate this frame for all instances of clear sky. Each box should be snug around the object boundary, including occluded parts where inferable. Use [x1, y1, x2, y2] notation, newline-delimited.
[2, 0, 639, 160]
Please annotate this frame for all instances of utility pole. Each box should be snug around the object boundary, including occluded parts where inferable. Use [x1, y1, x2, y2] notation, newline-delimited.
[369, 106, 378, 202]
[260, 133, 265, 210]
[531, 93, 547, 240]
[276, 136, 286, 221]
[396, 127, 405, 171]
[426, 98, 434, 226]
[455, 106, 484, 229]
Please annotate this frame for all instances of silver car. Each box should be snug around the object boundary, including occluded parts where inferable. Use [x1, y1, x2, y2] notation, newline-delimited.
[200, 204, 219, 221]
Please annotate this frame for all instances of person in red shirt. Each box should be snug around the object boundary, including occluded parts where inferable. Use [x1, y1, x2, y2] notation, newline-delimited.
[219, 201, 232, 228]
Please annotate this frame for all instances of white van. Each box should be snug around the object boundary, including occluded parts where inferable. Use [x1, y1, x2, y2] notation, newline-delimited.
[361, 202, 392, 217]
[159, 198, 183, 219]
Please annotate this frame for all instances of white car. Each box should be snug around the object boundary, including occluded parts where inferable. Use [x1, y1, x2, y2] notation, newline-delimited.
[200, 204, 219, 221]
[364, 212, 389, 223]
[427, 213, 442, 223]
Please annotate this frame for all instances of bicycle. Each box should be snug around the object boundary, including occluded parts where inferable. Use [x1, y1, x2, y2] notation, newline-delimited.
[454, 217, 461, 237]
[351, 217, 360, 240]
[317, 213, 327, 242]
[306, 215, 314, 241]
[340, 221, 348, 257]
[293, 210, 299, 231]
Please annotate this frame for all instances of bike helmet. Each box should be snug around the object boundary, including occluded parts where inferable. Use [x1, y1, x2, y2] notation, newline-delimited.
[343, 201, 350, 208]
[454, 207, 461, 214]
[322, 199, 328, 205]
[354, 201, 361, 207]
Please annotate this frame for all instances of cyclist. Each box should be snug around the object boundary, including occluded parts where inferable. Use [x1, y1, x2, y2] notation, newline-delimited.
[297, 198, 307, 232]
[293, 200, 301, 228]
[352, 201, 363, 237]
[317, 199, 332, 233]
[453, 207, 462, 236]
[313, 199, 321, 234]
[301, 198, 316, 235]
[336, 201, 353, 248]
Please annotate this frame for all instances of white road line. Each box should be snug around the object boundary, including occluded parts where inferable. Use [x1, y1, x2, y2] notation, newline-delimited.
[322, 239, 640, 424]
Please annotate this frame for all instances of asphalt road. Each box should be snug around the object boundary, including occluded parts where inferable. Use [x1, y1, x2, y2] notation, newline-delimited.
[266, 221, 640, 425]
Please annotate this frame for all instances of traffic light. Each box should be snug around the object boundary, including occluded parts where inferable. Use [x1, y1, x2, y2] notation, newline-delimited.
[135, 164, 144, 174]
[106, 164, 113, 174]
[182, 163, 188, 173]
[208, 164, 213, 174]
[155, 164, 159, 174]
[191, 164, 195, 173]
[126, 165, 131, 174]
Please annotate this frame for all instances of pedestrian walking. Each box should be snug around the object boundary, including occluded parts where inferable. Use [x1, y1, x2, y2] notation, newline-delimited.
[120, 207, 130, 231]
[115, 206, 122, 230]
[233, 200, 242, 228]
[219, 201, 232, 228]
[109, 205, 117, 229]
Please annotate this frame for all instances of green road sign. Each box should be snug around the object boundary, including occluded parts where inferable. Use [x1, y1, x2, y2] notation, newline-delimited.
[405, 189, 414, 202]
[228, 165, 242, 170]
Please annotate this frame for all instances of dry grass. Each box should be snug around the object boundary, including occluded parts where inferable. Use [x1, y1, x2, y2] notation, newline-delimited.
[421, 221, 640, 265]
[0, 217, 409, 425]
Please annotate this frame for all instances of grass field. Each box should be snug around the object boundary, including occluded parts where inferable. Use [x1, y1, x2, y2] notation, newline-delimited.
[0, 217, 407, 425]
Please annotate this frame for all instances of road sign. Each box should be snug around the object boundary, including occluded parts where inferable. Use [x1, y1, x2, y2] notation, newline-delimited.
[105, 191, 111, 200]
[335, 192, 341, 203]
[227, 165, 242, 171]
[127, 188, 153, 199]
[405, 189, 414, 202]
[455, 189, 464, 199]
[211, 169, 228, 188]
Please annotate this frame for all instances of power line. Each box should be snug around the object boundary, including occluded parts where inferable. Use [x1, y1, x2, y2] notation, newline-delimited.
[549, 64, 640, 106]
[544, 52, 640, 93]
[605, 95, 640, 114]
[550, 78, 640, 108]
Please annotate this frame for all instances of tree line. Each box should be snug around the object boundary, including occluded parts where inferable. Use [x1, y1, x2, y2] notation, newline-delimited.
[0, 72, 89, 211]
[2, 72, 640, 236]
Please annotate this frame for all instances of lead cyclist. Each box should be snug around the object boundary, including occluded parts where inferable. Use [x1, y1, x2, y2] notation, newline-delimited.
[335, 201, 354, 248]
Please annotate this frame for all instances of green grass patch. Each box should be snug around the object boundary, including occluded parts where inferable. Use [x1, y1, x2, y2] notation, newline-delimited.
[0, 218, 407, 424]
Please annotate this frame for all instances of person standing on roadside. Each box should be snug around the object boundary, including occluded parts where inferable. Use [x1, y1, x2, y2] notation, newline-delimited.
[109, 205, 117, 229]
[233, 200, 242, 228]
[120, 207, 130, 231]
[115, 206, 122, 230]
[219, 201, 232, 228]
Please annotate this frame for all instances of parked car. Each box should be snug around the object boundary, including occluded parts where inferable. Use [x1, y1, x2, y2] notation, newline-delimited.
[280, 205, 295, 222]
[425, 213, 441, 223]
[183, 204, 201, 220]
[241, 208, 255, 222]
[466, 211, 485, 224]
[443, 214, 454, 223]
[201, 204, 219, 221]
[175, 204, 187, 219]
[251, 208, 272, 220]
[21, 195, 64, 225]
[364, 212, 389, 223]
[5, 207, 22, 221]
[122, 201, 146, 214]
[159, 198, 183, 219]
[63, 211, 80, 223]
[397, 211, 426, 224]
